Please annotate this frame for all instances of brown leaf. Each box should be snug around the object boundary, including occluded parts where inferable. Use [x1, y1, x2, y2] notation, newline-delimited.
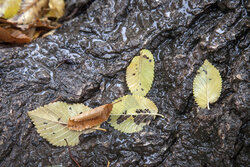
[0, 17, 60, 43]
[33, 19, 61, 29]
[0, 27, 31, 43]
[68, 104, 113, 131]
[0, 0, 64, 44]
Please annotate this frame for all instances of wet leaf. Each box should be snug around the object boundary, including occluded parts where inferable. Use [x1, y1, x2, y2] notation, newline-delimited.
[109, 95, 161, 133]
[0, 0, 22, 19]
[193, 59, 222, 109]
[28, 102, 96, 147]
[68, 103, 113, 131]
[126, 49, 155, 96]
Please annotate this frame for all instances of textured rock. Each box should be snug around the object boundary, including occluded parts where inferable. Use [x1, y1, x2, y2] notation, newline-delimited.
[0, 0, 249, 166]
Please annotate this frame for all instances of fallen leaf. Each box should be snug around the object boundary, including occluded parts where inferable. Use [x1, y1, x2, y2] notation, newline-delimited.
[0, 0, 22, 19]
[68, 103, 113, 131]
[28, 102, 96, 147]
[0, 27, 31, 43]
[126, 49, 155, 96]
[8, 0, 49, 24]
[109, 95, 162, 133]
[0, 0, 65, 43]
[193, 59, 222, 109]
[33, 18, 61, 29]
[47, 0, 65, 19]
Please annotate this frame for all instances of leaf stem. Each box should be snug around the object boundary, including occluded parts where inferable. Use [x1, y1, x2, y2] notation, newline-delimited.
[112, 99, 122, 105]
[64, 139, 81, 167]
[110, 113, 165, 118]
[93, 127, 107, 132]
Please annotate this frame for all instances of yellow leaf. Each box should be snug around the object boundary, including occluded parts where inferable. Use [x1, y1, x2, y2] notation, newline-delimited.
[8, 0, 49, 24]
[126, 49, 155, 96]
[47, 0, 65, 19]
[193, 59, 222, 109]
[109, 95, 161, 133]
[28, 102, 96, 147]
[0, 0, 22, 19]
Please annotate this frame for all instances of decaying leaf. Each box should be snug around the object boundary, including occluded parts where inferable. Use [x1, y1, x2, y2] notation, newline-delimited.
[193, 59, 222, 109]
[109, 95, 161, 133]
[0, 0, 64, 43]
[0, 27, 31, 43]
[68, 104, 113, 131]
[0, 19, 60, 43]
[28, 102, 96, 147]
[126, 49, 155, 96]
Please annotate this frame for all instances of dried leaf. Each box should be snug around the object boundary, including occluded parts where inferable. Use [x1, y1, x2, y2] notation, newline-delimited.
[28, 102, 96, 147]
[68, 104, 113, 131]
[0, 27, 31, 43]
[109, 95, 160, 133]
[33, 18, 61, 29]
[47, 0, 65, 19]
[0, 0, 64, 43]
[126, 49, 155, 96]
[3, 0, 64, 25]
[8, 0, 49, 24]
[42, 29, 56, 38]
[193, 59, 222, 109]
[0, 0, 22, 19]
[0, 19, 59, 43]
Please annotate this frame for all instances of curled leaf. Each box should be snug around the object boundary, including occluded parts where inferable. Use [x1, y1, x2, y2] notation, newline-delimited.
[68, 104, 113, 131]
[126, 49, 155, 96]
[193, 59, 222, 109]
[109, 95, 159, 133]
[28, 102, 95, 147]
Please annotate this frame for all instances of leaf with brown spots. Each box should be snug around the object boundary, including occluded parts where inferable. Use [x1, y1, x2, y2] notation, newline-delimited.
[109, 95, 163, 133]
[28, 102, 94, 147]
[126, 49, 155, 96]
[193, 59, 222, 109]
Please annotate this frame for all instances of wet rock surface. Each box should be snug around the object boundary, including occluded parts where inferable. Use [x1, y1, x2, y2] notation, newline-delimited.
[0, 0, 249, 166]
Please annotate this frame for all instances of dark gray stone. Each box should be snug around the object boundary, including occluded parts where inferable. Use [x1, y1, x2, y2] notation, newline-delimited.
[0, 0, 249, 166]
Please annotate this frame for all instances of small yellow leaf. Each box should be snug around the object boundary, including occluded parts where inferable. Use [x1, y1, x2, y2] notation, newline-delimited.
[0, 0, 22, 19]
[193, 59, 222, 109]
[126, 49, 155, 96]
[109, 95, 159, 133]
[28, 102, 96, 147]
